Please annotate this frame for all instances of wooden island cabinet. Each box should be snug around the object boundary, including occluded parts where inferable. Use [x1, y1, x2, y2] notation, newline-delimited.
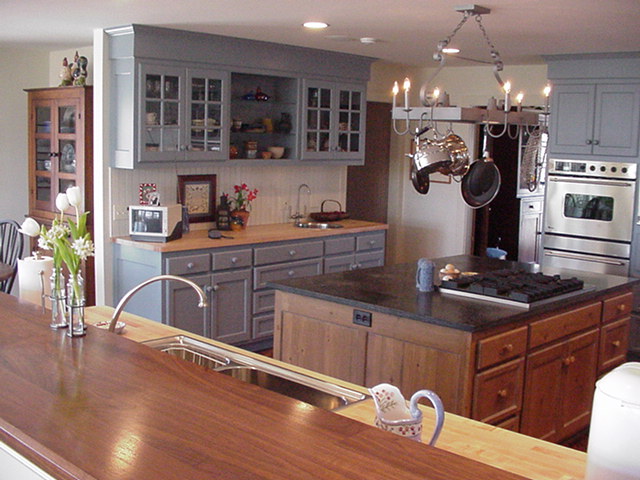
[272, 256, 636, 443]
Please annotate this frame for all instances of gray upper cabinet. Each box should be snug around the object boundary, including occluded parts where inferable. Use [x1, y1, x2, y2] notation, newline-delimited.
[548, 82, 640, 157]
[301, 80, 366, 164]
[106, 24, 373, 168]
[139, 63, 230, 164]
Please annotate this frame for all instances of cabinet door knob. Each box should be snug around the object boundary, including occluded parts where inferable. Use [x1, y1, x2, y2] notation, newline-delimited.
[187, 262, 195, 269]
[205, 285, 214, 293]
[593, 140, 600, 145]
[288, 270, 295, 276]
[497, 389, 508, 398]
[586, 139, 593, 145]
[289, 250, 296, 256]
[612, 340, 621, 348]
[49, 152, 59, 158]
[212, 284, 220, 291]
[563, 355, 576, 366]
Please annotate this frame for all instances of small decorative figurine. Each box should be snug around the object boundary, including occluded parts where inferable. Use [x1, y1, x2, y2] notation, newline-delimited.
[59, 57, 73, 86]
[71, 51, 88, 86]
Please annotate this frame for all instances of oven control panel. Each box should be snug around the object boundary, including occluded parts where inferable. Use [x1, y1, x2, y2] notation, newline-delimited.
[549, 158, 637, 180]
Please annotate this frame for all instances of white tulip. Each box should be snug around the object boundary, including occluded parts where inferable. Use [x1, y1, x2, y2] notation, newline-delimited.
[56, 193, 70, 213]
[66, 186, 82, 208]
[18, 217, 40, 237]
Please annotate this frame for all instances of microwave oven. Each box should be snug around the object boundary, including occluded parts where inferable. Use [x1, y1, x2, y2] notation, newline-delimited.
[129, 204, 183, 242]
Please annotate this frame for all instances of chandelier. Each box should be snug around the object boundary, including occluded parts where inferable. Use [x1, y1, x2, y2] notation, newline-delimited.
[391, 4, 549, 140]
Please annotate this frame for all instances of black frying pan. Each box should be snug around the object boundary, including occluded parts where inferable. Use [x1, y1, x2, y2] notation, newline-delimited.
[461, 158, 501, 208]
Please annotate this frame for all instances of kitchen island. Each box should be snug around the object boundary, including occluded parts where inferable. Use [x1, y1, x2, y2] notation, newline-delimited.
[271, 255, 637, 443]
[0, 295, 587, 480]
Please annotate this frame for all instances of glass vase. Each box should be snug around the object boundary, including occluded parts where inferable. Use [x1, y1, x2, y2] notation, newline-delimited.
[49, 267, 68, 329]
[66, 272, 86, 337]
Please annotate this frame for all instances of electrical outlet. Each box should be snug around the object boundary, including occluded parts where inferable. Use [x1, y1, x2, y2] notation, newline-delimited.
[112, 204, 128, 221]
[353, 309, 372, 327]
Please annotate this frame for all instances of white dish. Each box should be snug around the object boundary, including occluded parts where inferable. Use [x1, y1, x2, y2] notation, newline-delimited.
[93, 320, 126, 334]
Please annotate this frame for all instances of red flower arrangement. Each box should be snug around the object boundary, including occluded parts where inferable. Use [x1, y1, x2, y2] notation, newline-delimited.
[226, 183, 258, 211]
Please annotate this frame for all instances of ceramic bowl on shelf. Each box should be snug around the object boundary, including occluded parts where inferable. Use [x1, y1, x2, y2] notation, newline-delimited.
[268, 146, 285, 159]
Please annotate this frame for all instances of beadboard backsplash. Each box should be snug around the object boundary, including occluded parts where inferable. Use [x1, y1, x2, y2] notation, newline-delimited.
[110, 164, 347, 236]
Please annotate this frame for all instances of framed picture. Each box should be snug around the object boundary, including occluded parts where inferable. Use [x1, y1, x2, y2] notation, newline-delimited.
[177, 174, 216, 223]
[139, 183, 157, 205]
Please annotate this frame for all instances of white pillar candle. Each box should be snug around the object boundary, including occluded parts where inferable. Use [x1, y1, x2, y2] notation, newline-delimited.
[403, 78, 411, 110]
[392, 81, 399, 111]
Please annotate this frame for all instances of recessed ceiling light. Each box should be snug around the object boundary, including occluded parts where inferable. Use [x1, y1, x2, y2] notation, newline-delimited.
[360, 37, 379, 45]
[442, 47, 460, 54]
[303, 21, 329, 29]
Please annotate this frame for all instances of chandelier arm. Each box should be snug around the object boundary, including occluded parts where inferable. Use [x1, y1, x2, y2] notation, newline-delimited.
[484, 122, 508, 139]
[507, 123, 520, 140]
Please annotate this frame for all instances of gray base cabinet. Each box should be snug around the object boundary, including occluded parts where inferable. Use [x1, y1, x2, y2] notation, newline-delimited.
[113, 230, 385, 349]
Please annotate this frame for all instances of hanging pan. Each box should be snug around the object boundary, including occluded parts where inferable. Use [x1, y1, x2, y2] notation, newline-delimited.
[410, 157, 430, 194]
[460, 155, 501, 208]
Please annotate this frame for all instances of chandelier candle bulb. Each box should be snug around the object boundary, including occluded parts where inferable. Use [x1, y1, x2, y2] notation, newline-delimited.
[516, 92, 524, 111]
[543, 84, 551, 115]
[403, 77, 411, 110]
[503, 81, 511, 112]
[392, 81, 399, 110]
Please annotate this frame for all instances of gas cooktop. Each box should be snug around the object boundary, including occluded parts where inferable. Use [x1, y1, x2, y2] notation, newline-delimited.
[439, 268, 592, 309]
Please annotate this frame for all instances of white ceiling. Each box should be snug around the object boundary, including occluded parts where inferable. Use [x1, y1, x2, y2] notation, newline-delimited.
[2, 0, 639, 67]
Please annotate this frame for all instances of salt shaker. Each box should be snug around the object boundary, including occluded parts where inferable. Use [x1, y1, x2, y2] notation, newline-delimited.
[416, 258, 435, 292]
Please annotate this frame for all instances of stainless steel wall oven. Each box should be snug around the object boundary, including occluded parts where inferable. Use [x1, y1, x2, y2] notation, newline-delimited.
[543, 158, 637, 276]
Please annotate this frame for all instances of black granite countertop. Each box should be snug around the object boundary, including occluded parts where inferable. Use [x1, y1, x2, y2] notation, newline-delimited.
[269, 255, 639, 333]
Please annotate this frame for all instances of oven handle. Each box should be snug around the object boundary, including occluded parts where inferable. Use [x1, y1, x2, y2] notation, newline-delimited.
[547, 177, 635, 188]
[543, 250, 626, 266]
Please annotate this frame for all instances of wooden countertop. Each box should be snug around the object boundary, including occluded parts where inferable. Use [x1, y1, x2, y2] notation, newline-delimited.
[112, 220, 387, 253]
[1, 294, 530, 480]
[87, 306, 587, 480]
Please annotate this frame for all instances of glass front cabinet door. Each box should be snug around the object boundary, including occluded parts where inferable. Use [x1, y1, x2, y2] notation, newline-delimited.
[301, 80, 365, 163]
[139, 63, 229, 163]
[29, 92, 85, 219]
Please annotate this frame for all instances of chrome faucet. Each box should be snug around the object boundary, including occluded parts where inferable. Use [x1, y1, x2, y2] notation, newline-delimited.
[109, 275, 208, 332]
[291, 183, 311, 225]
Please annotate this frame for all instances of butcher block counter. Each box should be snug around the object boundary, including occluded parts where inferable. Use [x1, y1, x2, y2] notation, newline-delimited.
[0, 295, 588, 480]
[271, 255, 638, 442]
[112, 219, 387, 253]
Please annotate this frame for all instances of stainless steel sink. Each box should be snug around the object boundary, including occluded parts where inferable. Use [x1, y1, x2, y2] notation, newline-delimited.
[294, 222, 343, 229]
[142, 335, 367, 410]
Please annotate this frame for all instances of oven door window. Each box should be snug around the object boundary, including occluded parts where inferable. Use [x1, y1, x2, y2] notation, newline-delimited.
[564, 193, 613, 221]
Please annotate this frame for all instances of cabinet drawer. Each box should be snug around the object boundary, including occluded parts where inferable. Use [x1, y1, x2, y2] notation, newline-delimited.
[522, 198, 543, 214]
[325, 236, 355, 255]
[253, 290, 275, 315]
[254, 259, 323, 289]
[356, 232, 385, 252]
[494, 415, 520, 432]
[253, 313, 274, 340]
[477, 327, 528, 370]
[166, 253, 210, 275]
[472, 357, 525, 424]
[324, 254, 355, 274]
[355, 251, 385, 269]
[602, 292, 633, 324]
[212, 249, 252, 270]
[529, 302, 601, 349]
[254, 241, 323, 266]
[598, 317, 630, 373]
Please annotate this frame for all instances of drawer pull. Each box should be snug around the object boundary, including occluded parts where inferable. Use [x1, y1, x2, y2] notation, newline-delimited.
[288, 270, 295, 276]
[187, 262, 195, 269]
[501, 343, 514, 355]
[231, 257, 238, 264]
[368, 240, 376, 246]
[497, 389, 508, 398]
[289, 250, 296, 256]
[617, 304, 627, 313]
[563, 355, 576, 366]
[612, 340, 621, 348]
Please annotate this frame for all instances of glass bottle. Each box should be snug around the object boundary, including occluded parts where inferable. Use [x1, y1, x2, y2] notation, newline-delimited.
[49, 267, 68, 329]
[66, 272, 86, 337]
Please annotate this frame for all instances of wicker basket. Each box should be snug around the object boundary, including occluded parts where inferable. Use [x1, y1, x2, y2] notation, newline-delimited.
[309, 200, 350, 222]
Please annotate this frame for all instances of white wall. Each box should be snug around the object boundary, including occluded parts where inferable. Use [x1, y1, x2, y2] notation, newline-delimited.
[0, 47, 50, 259]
